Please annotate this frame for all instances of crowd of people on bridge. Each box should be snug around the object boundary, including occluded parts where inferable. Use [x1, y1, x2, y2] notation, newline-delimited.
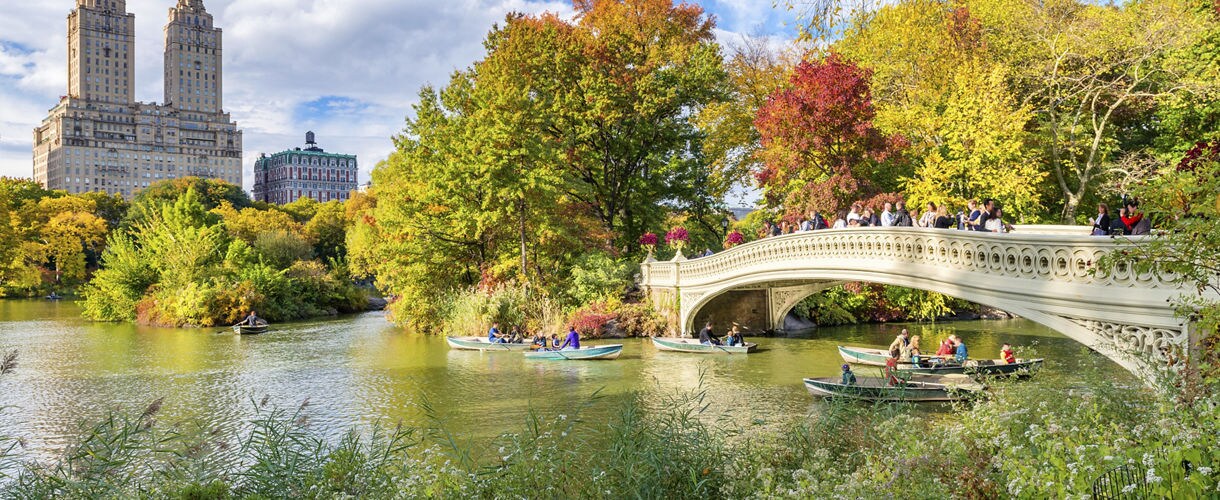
[757, 198, 1024, 239]
[1088, 199, 1150, 236]
[753, 196, 1151, 240]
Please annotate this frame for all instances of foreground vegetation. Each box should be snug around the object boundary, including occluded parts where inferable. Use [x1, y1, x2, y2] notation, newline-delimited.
[1, 350, 1216, 498]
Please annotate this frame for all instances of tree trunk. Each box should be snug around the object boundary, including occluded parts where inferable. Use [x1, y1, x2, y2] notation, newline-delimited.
[518, 198, 528, 282]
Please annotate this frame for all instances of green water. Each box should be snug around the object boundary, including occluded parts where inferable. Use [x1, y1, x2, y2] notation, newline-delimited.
[0, 300, 1134, 460]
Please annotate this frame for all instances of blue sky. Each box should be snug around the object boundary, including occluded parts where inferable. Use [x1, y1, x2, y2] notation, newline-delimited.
[0, 1, 795, 191]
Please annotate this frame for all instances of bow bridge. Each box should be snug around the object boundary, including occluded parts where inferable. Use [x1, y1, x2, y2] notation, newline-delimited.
[640, 226, 1206, 377]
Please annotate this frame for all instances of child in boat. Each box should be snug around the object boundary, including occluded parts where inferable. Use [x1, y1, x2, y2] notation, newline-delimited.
[1000, 343, 1016, 364]
[840, 364, 857, 385]
[725, 325, 745, 347]
[549, 334, 561, 350]
[883, 357, 905, 386]
[954, 337, 969, 363]
[904, 335, 922, 364]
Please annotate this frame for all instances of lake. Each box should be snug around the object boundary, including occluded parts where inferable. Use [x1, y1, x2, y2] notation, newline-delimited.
[0, 299, 1134, 462]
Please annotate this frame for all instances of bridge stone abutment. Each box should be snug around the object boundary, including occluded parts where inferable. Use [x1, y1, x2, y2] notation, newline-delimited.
[640, 226, 1211, 380]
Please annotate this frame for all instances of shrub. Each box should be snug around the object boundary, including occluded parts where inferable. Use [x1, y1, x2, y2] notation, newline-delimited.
[614, 302, 667, 337]
[567, 301, 618, 337]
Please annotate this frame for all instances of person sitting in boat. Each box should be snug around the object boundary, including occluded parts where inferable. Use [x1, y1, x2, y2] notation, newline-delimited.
[840, 364, 857, 386]
[935, 335, 955, 358]
[488, 323, 505, 343]
[1000, 343, 1016, 364]
[903, 335, 922, 364]
[532, 332, 549, 350]
[883, 357, 905, 386]
[549, 333, 561, 350]
[698, 321, 722, 346]
[725, 325, 745, 347]
[954, 337, 969, 363]
[508, 326, 524, 343]
[558, 326, 581, 350]
[241, 310, 260, 327]
[888, 329, 910, 358]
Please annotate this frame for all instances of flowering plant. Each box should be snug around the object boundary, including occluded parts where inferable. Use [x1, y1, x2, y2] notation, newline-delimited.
[724, 230, 745, 249]
[639, 232, 659, 253]
[665, 227, 690, 250]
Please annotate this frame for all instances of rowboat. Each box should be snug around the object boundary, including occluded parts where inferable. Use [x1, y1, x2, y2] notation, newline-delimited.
[651, 337, 757, 354]
[446, 336, 534, 351]
[837, 345, 894, 366]
[803, 375, 985, 402]
[838, 345, 1043, 377]
[524, 344, 623, 360]
[233, 323, 269, 335]
[898, 358, 1044, 377]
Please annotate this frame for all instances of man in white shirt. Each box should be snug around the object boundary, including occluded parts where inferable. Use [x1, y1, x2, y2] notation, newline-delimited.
[880, 202, 895, 227]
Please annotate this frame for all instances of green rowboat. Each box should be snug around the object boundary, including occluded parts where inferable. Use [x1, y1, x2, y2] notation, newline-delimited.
[524, 344, 623, 360]
[803, 375, 985, 402]
[651, 337, 756, 354]
[446, 336, 534, 351]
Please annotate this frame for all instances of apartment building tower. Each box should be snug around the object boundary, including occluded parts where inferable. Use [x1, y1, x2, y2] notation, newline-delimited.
[32, 0, 242, 198]
[252, 132, 358, 205]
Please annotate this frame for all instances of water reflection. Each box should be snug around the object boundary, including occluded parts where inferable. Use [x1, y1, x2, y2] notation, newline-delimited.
[0, 300, 1134, 461]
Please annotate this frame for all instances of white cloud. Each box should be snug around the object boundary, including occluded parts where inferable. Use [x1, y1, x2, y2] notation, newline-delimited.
[0, 0, 792, 190]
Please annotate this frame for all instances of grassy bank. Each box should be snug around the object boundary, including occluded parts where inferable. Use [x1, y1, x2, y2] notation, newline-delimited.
[1, 350, 1216, 498]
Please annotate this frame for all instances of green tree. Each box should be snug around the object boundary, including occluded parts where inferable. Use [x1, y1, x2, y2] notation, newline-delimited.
[304, 201, 348, 263]
[125, 177, 250, 226]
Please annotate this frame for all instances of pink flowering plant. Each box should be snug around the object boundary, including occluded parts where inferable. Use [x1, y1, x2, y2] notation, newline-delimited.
[665, 226, 690, 251]
[639, 232, 659, 253]
[724, 230, 745, 249]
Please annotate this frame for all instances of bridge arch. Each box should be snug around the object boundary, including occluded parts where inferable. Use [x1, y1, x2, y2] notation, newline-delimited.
[641, 226, 1204, 380]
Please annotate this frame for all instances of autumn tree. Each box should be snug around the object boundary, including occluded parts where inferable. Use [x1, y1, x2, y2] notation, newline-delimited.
[754, 53, 907, 215]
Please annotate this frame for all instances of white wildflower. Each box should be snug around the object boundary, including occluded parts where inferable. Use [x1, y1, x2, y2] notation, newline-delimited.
[1145, 468, 1163, 484]
[1197, 466, 1213, 475]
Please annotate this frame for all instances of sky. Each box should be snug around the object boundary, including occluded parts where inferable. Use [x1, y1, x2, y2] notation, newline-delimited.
[0, 0, 796, 195]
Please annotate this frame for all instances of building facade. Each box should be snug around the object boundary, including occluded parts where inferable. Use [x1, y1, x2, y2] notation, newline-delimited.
[252, 132, 358, 205]
[33, 0, 242, 198]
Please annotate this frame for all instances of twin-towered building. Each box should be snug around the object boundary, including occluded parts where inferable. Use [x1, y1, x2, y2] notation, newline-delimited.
[33, 0, 242, 198]
[32, 0, 360, 204]
[252, 132, 358, 205]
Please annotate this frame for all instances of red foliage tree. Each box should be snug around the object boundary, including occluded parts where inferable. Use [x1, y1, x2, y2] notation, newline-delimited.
[754, 54, 907, 216]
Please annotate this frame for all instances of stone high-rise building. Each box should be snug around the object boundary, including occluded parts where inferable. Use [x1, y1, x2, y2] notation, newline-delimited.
[252, 132, 358, 205]
[32, 0, 242, 198]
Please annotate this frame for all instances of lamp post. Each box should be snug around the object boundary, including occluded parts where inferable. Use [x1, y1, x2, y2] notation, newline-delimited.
[721, 217, 730, 239]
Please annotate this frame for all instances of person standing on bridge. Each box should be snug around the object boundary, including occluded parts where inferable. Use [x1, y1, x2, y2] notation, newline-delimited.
[698, 321, 722, 346]
[832, 211, 847, 229]
[918, 202, 937, 227]
[881, 202, 895, 227]
[894, 201, 914, 227]
[1090, 203, 1112, 236]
